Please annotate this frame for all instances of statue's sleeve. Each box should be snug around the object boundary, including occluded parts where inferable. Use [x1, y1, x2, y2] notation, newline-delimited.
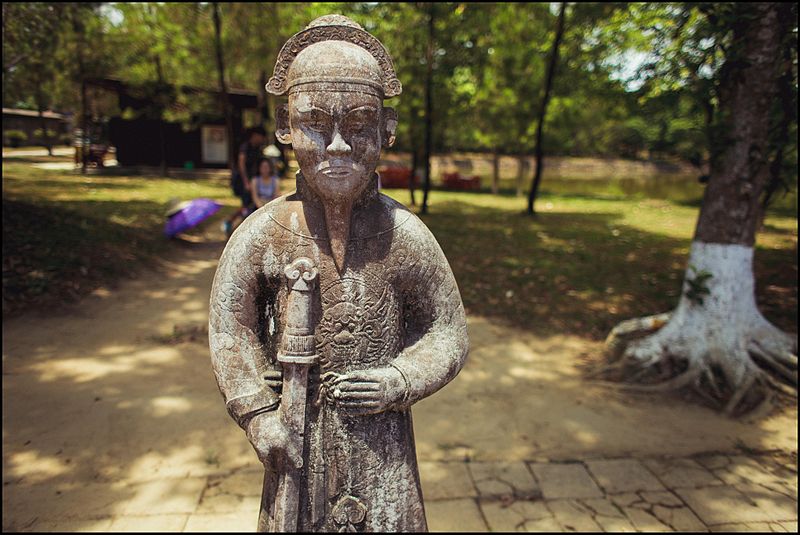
[209, 215, 281, 430]
[391, 216, 469, 408]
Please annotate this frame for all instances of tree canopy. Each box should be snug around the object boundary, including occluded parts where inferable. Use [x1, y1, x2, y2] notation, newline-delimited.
[3, 2, 797, 193]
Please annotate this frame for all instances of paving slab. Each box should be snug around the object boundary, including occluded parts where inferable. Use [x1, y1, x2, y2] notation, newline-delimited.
[580, 498, 637, 532]
[469, 461, 540, 498]
[675, 485, 773, 525]
[197, 470, 263, 514]
[426, 498, 487, 532]
[4, 482, 126, 527]
[28, 518, 114, 532]
[609, 492, 673, 531]
[694, 454, 732, 471]
[420, 461, 477, 500]
[204, 469, 263, 497]
[122, 477, 207, 516]
[479, 498, 555, 532]
[640, 491, 706, 532]
[108, 514, 189, 531]
[183, 512, 257, 532]
[711, 455, 783, 486]
[585, 459, 665, 494]
[642, 458, 724, 488]
[734, 482, 797, 521]
[545, 499, 603, 531]
[708, 522, 792, 532]
[195, 492, 261, 515]
[529, 463, 603, 500]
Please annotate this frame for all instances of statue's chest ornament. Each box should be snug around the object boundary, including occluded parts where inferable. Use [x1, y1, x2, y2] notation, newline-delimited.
[316, 274, 399, 372]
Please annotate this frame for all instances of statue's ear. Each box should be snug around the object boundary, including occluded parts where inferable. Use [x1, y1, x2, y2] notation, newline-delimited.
[275, 104, 291, 144]
[382, 107, 397, 148]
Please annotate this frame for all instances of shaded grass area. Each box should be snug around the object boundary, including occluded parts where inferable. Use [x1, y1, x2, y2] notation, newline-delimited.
[385, 189, 797, 340]
[3, 157, 797, 341]
[2, 160, 238, 316]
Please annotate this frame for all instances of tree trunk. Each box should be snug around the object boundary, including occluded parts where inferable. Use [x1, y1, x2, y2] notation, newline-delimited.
[421, 2, 434, 215]
[36, 87, 53, 156]
[492, 149, 500, 195]
[212, 2, 235, 169]
[601, 2, 797, 417]
[527, 1, 566, 214]
[81, 78, 88, 174]
[409, 143, 418, 206]
[761, 12, 795, 214]
[154, 54, 169, 177]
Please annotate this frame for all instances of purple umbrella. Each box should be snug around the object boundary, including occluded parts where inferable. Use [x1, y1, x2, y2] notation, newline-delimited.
[164, 198, 222, 237]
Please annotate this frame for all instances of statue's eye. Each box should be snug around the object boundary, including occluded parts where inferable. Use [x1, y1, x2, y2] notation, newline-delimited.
[301, 112, 331, 133]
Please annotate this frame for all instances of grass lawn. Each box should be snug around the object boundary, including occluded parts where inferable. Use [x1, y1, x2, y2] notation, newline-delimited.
[2, 159, 240, 316]
[3, 157, 797, 341]
[383, 188, 797, 340]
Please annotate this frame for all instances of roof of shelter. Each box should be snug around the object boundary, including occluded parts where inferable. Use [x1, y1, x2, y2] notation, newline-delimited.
[3, 108, 69, 120]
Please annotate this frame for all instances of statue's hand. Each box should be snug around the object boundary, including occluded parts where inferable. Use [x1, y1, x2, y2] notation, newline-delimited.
[245, 411, 302, 468]
[325, 367, 406, 416]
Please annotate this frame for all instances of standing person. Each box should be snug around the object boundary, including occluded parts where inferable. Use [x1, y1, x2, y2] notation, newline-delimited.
[250, 157, 281, 210]
[222, 126, 267, 236]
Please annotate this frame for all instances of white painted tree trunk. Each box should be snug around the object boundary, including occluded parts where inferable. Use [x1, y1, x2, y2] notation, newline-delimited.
[607, 241, 797, 413]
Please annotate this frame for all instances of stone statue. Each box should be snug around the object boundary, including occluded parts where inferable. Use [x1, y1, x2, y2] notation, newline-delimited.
[208, 14, 468, 532]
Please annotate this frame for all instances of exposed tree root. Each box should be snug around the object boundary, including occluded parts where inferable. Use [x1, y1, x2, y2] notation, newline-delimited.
[589, 314, 798, 418]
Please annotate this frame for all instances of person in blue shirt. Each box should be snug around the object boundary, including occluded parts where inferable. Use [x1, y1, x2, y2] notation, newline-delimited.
[249, 157, 281, 212]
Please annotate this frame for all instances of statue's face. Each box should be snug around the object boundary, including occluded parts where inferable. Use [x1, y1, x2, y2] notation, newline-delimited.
[288, 90, 383, 201]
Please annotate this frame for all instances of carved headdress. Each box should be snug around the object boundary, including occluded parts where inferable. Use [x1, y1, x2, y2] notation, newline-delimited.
[266, 14, 402, 99]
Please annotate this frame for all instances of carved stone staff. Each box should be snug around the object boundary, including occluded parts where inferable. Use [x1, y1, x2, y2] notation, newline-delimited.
[274, 257, 319, 531]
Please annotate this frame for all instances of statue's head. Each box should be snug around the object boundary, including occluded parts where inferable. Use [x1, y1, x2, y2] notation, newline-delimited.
[267, 15, 400, 204]
[267, 15, 402, 271]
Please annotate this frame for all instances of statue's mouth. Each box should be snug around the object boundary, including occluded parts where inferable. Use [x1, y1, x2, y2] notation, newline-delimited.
[318, 160, 359, 179]
[322, 167, 353, 179]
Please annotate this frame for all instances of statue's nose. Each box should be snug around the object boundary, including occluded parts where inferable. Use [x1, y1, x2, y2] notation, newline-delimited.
[326, 130, 352, 157]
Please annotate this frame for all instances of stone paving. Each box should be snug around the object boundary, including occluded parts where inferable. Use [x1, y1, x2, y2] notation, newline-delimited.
[14, 452, 797, 532]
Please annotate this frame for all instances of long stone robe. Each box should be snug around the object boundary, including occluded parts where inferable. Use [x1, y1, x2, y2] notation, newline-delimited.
[208, 183, 468, 532]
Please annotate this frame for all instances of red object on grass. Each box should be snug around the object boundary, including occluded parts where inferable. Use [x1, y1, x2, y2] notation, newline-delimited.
[378, 166, 418, 188]
[442, 172, 481, 191]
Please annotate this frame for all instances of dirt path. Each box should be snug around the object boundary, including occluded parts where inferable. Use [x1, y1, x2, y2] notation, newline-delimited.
[2, 230, 796, 531]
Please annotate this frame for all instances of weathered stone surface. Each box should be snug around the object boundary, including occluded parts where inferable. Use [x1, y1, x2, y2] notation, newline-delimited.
[479, 498, 555, 532]
[420, 461, 477, 500]
[530, 463, 604, 499]
[209, 13, 468, 532]
[643, 458, 723, 488]
[469, 461, 540, 498]
[585, 459, 665, 493]
[426, 499, 487, 532]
